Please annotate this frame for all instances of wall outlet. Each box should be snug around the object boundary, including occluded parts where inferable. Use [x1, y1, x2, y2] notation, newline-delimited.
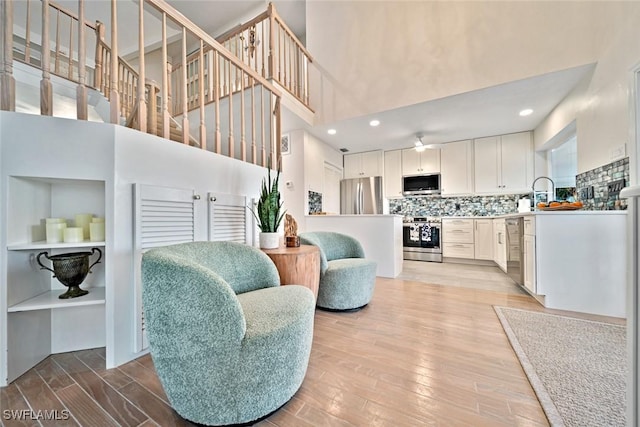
[610, 144, 626, 161]
[587, 185, 594, 199]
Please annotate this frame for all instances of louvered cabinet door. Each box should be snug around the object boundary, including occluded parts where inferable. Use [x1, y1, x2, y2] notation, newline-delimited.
[133, 183, 198, 352]
[208, 192, 250, 244]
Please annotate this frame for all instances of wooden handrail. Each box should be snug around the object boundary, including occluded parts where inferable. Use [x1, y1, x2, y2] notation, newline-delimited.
[216, 10, 270, 44]
[48, 1, 97, 31]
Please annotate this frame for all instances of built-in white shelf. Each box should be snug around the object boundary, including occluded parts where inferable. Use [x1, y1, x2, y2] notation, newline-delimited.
[7, 240, 106, 251]
[8, 287, 105, 312]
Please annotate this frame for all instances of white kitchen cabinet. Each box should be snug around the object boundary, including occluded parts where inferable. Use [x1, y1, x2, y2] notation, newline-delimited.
[474, 132, 533, 194]
[401, 148, 440, 175]
[441, 140, 473, 195]
[493, 218, 507, 272]
[474, 219, 494, 260]
[442, 218, 474, 258]
[343, 151, 383, 179]
[384, 150, 403, 198]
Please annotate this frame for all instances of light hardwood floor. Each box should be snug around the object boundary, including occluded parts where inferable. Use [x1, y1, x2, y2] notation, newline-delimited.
[0, 263, 622, 427]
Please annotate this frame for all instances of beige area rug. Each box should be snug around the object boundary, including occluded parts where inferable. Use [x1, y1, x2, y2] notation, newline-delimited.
[494, 307, 626, 427]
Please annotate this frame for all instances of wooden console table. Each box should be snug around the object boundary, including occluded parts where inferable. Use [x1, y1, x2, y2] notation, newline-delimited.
[262, 245, 320, 300]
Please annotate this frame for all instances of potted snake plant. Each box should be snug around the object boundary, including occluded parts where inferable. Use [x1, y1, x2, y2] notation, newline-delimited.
[252, 166, 286, 249]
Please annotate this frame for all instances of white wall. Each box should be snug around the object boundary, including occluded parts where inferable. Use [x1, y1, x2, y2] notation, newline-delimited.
[0, 112, 272, 378]
[534, 2, 640, 175]
[307, 1, 610, 125]
[281, 130, 342, 230]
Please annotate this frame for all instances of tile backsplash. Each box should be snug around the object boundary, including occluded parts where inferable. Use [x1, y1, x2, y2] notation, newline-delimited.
[308, 191, 322, 214]
[576, 157, 629, 210]
[389, 193, 528, 217]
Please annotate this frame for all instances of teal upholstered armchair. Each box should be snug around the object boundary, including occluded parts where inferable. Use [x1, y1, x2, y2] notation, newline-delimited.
[298, 232, 377, 311]
[141, 241, 315, 426]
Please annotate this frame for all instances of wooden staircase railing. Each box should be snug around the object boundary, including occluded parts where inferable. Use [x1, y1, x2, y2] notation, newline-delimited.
[216, 2, 313, 110]
[1, 0, 283, 170]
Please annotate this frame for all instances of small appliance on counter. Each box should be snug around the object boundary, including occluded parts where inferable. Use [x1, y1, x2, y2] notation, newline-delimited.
[518, 197, 531, 213]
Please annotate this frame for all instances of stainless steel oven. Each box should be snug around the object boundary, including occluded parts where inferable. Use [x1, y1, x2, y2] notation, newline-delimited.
[402, 217, 442, 262]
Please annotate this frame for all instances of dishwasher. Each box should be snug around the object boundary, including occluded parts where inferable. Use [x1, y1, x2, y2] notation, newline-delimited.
[505, 217, 524, 286]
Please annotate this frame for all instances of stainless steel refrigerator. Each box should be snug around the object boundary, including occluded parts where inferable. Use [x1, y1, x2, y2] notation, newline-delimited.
[340, 176, 383, 214]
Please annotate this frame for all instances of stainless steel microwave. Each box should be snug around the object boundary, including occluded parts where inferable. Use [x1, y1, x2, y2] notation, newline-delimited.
[403, 173, 441, 195]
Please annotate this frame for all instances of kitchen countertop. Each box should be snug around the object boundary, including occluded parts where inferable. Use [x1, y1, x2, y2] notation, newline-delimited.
[440, 210, 627, 219]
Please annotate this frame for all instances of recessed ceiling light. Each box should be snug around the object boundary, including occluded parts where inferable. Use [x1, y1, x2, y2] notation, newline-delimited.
[519, 108, 533, 117]
[327, 129, 337, 135]
[369, 119, 380, 127]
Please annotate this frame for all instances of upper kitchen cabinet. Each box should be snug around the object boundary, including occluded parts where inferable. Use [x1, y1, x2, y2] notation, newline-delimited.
[384, 150, 403, 198]
[474, 132, 533, 194]
[343, 151, 384, 179]
[440, 140, 473, 195]
[401, 148, 440, 175]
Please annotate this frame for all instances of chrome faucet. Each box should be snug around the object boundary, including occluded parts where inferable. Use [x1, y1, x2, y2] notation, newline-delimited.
[531, 176, 555, 203]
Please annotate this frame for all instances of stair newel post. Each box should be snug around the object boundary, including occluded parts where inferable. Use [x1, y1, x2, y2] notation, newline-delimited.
[198, 40, 206, 150]
[180, 27, 189, 145]
[240, 69, 246, 162]
[251, 76, 256, 164]
[109, 0, 120, 124]
[214, 50, 221, 154]
[0, 0, 15, 111]
[272, 94, 280, 170]
[268, 2, 275, 80]
[40, 0, 53, 115]
[137, 0, 147, 132]
[161, 12, 169, 139]
[146, 81, 158, 136]
[94, 21, 104, 94]
[76, 0, 87, 120]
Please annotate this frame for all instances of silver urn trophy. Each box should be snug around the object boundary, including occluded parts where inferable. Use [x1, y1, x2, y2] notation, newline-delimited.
[37, 248, 102, 299]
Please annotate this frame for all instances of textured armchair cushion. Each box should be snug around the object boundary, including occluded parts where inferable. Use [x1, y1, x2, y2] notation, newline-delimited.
[299, 232, 377, 310]
[142, 241, 315, 425]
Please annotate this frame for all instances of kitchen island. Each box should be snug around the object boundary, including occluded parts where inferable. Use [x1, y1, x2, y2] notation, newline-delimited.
[304, 214, 403, 278]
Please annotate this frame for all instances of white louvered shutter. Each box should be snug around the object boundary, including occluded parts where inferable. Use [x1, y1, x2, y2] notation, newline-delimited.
[208, 192, 251, 244]
[133, 184, 198, 352]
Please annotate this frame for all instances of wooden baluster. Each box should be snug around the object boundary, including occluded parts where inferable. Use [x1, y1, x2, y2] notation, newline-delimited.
[76, 0, 87, 120]
[251, 77, 256, 164]
[109, 0, 119, 124]
[279, 25, 283, 83]
[24, 0, 31, 63]
[147, 82, 158, 135]
[214, 51, 221, 154]
[261, 19, 266, 78]
[268, 2, 275, 80]
[54, 10, 60, 75]
[240, 69, 246, 161]
[67, 18, 73, 80]
[161, 12, 169, 139]
[40, 0, 53, 115]
[0, 0, 15, 111]
[260, 84, 265, 167]
[198, 40, 206, 150]
[166, 61, 172, 115]
[228, 61, 234, 157]
[94, 22, 104, 93]
[181, 27, 189, 145]
[137, 0, 146, 132]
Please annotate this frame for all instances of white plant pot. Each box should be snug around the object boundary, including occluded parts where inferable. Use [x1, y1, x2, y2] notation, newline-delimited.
[259, 232, 280, 249]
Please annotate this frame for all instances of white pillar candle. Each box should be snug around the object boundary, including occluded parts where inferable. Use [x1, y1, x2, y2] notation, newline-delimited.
[64, 227, 84, 243]
[45, 218, 66, 224]
[46, 222, 67, 243]
[89, 222, 105, 242]
[91, 217, 105, 223]
[75, 213, 93, 239]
